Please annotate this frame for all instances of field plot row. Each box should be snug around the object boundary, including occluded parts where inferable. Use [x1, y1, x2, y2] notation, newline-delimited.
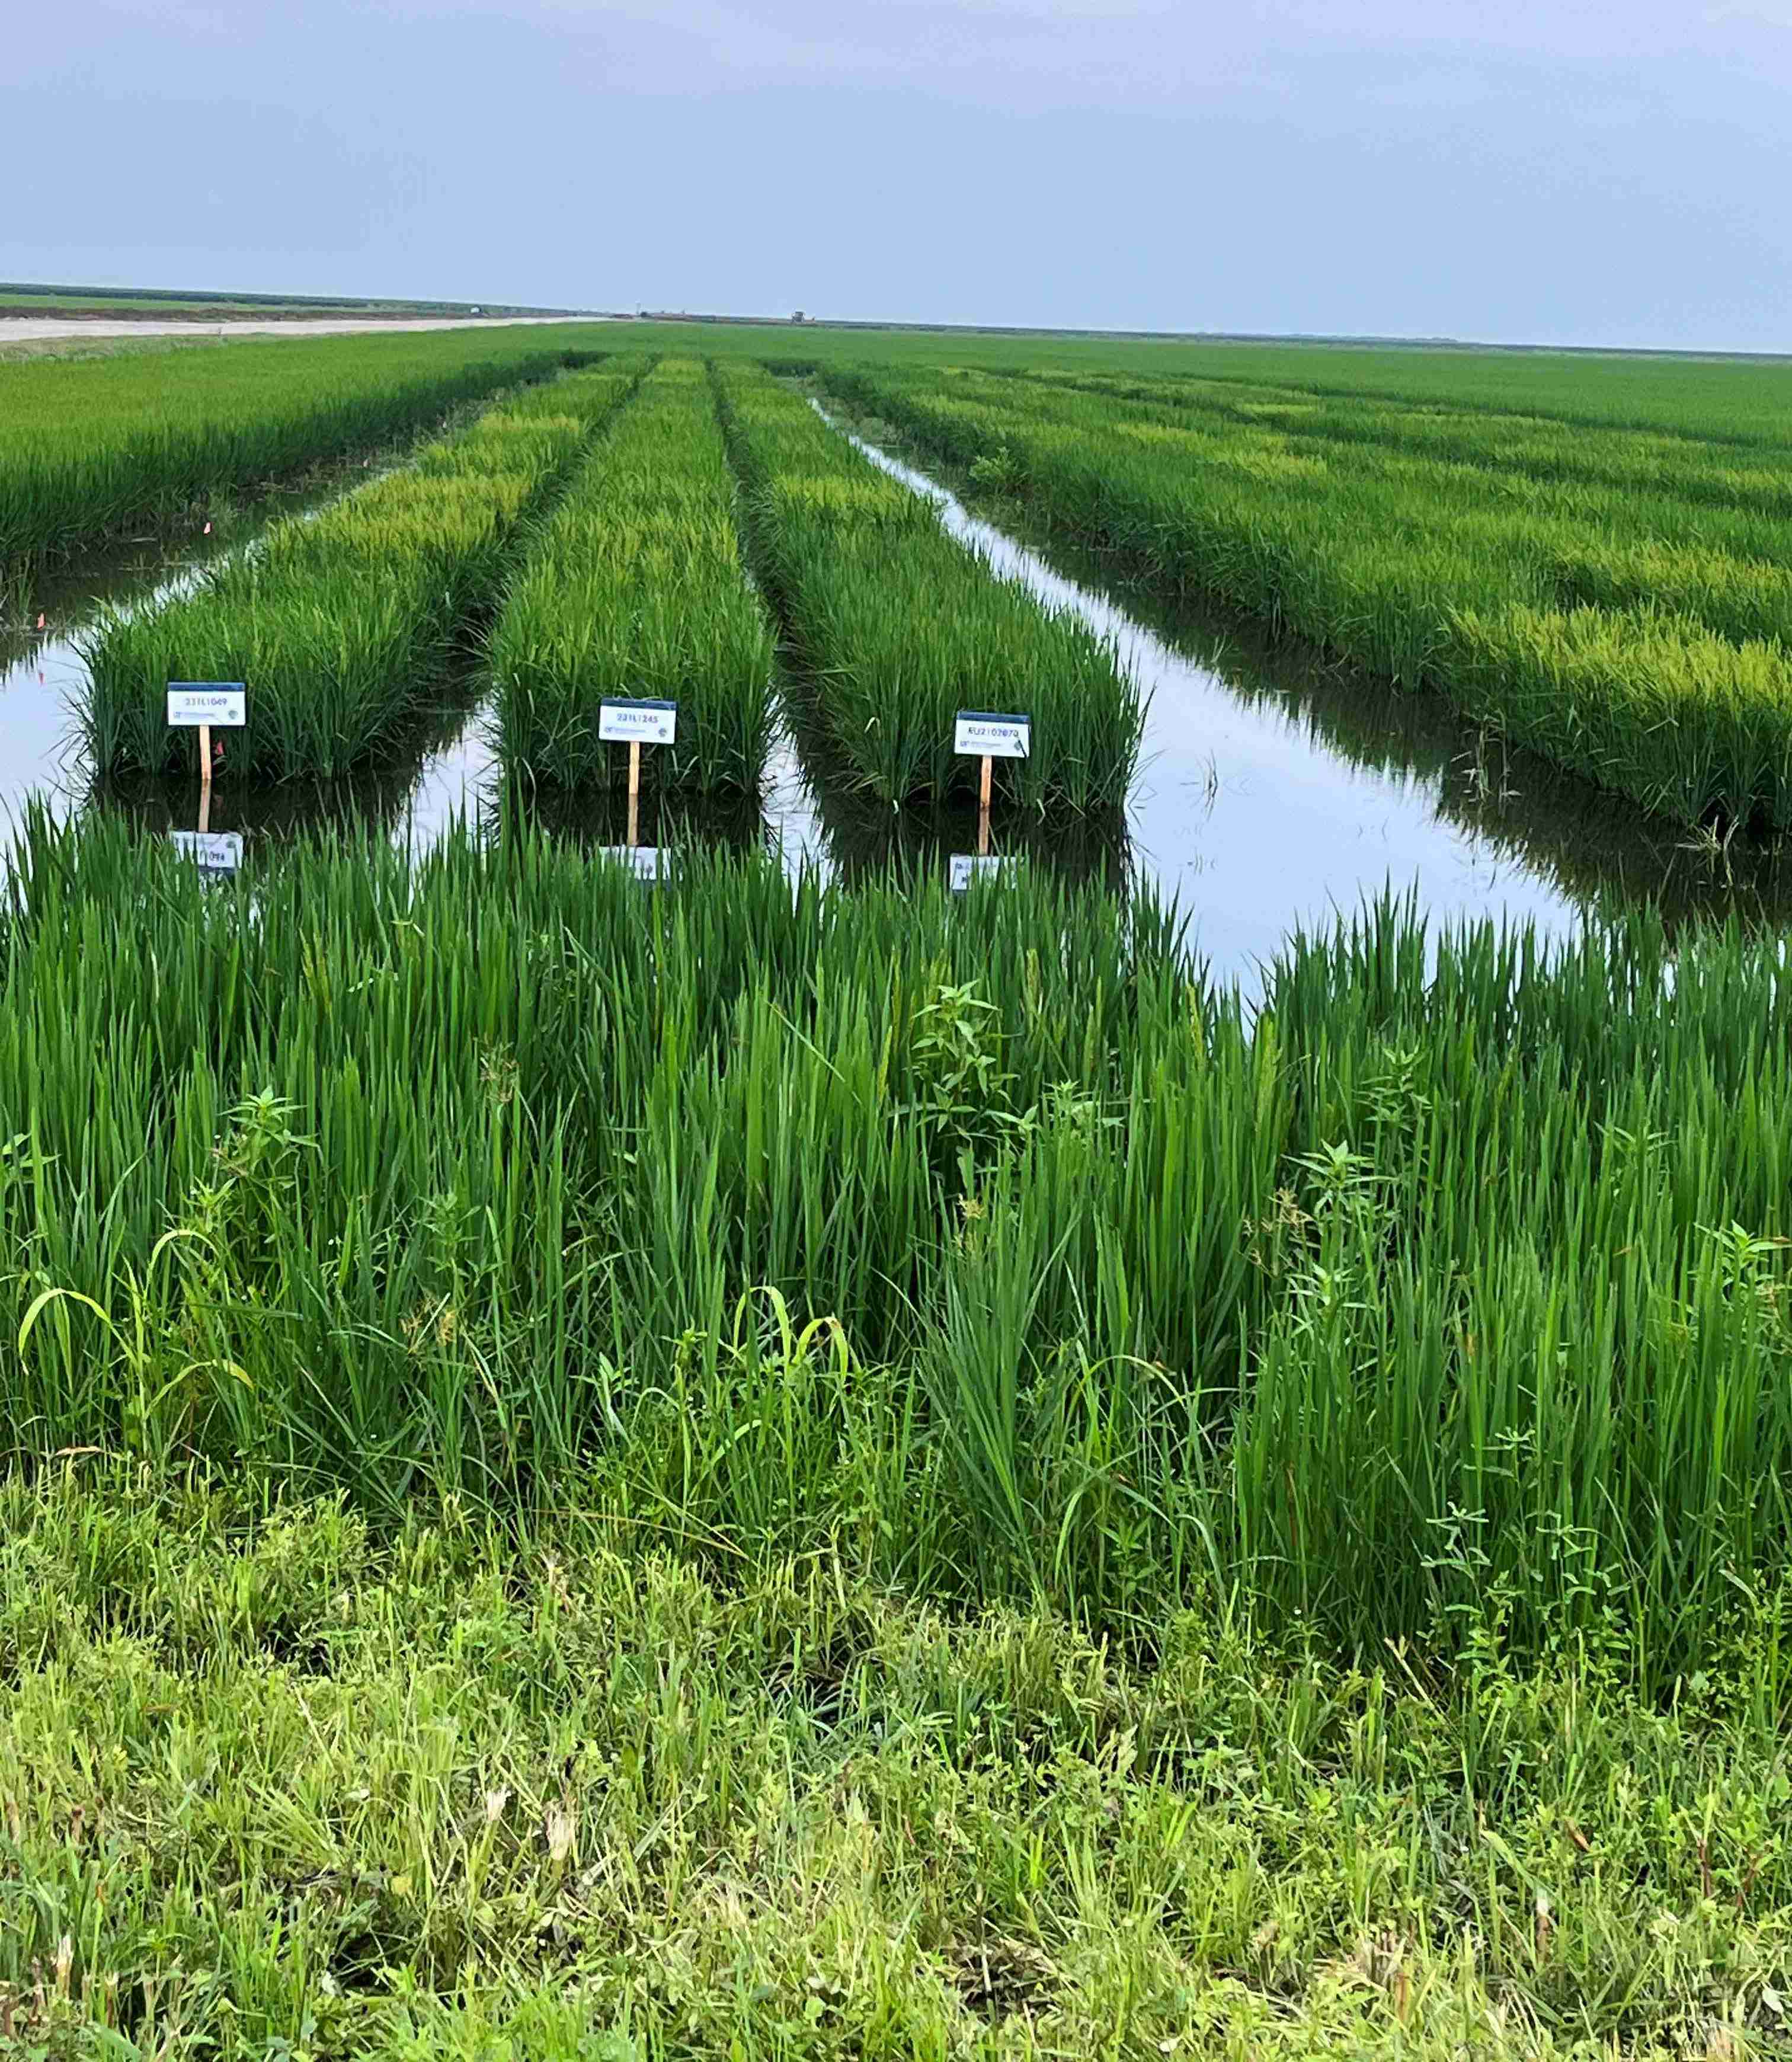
[493, 358, 775, 794]
[0, 326, 606, 578]
[715, 361, 1141, 810]
[7, 812, 1792, 1683]
[825, 361, 1792, 830]
[71, 351, 1144, 813]
[84, 367, 642, 779]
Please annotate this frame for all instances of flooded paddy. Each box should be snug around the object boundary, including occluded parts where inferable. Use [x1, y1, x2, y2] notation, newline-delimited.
[5, 407, 1791, 987]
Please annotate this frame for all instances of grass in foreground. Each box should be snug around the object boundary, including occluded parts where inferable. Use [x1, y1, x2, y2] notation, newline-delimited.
[4, 1465, 1791, 2060]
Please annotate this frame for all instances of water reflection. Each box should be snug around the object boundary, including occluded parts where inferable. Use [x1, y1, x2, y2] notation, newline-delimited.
[504, 773, 767, 856]
[5, 402, 1792, 992]
[0, 453, 440, 839]
[822, 410, 1792, 975]
[806, 779, 1128, 893]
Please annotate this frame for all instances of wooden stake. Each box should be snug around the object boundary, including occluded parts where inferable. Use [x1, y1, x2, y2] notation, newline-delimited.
[977, 751, 994, 856]
[979, 752, 993, 815]
[198, 723, 212, 835]
[627, 739, 641, 849]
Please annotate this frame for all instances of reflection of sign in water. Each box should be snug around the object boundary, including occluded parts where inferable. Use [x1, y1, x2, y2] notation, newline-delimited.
[599, 845, 667, 881]
[169, 831, 244, 876]
[599, 699, 679, 746]
[953, 712, 1031, 759]
[167, 685, 247, 728]
[949, 853, 1012, 893]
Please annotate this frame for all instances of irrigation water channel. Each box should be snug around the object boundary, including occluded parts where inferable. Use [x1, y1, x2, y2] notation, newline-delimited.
[4, 409, 1790, 989]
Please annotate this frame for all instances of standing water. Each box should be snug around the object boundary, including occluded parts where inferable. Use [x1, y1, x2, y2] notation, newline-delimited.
[4, 402, 1790, 989]
[818, 408, 1792, 979]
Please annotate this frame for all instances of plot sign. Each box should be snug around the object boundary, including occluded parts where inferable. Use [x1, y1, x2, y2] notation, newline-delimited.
[949, 854, 1012, 893]
[167, 685, 247, 728]
[168, 682, 245, 814]
[599, 698, 678, 746]
[600, 699, 678, 850]
[599, 845, 667, 883]
[953, 712, 1031, 760]
[169, 830, 244, 877]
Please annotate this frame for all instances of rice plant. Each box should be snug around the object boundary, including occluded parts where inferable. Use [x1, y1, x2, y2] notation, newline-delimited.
[713, 360, 1143, 811]
[81, 367, 641, 780]
[0, 325, 607, 576]
[492, 357, 776, 795]
[7, 808, 1792, 1687]
[824, 361, 1792, 830]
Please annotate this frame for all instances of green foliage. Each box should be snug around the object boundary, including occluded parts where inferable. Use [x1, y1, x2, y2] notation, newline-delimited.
[823, 359, 1792, 829]
[5, 815, 1792, 1689]
[80, 369, 638, 779]
[0, 325, 607, 575]
[713, 360, 1142, 810]
[4, 1466, 1792, 2057]
[492, 357, 777, 795]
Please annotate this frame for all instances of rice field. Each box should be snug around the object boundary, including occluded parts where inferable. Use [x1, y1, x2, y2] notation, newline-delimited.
[0, 325, 606, 577]
[714, 360, 1143, 810]
[492, 357, 777, 794]
[11, 323, 1792, 2055]
[822, 358, 1792, 829]
[81, 369, 636, 779]
[4, 808, 1791, 1690]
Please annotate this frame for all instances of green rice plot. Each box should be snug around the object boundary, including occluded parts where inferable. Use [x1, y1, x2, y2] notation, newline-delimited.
[81, 367, 640, 782]
[7, 810, 1792, 1685]
[825, 362, 1792, 829]
[0, 325, 607, 576]
[491, 357, 777, 795]
[713, 360, 1142, 811]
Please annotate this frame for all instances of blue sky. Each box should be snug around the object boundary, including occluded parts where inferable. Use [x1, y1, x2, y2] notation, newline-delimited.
[7, 0, 1789, 348]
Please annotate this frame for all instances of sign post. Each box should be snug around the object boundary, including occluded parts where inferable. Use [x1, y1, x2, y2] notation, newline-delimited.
[951, 710, 1031, 890]
[168, 684, 246, 840]
[598, 698, 677, 878]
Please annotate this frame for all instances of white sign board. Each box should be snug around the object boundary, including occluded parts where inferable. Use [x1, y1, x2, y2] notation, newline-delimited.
[599, 699, 678, 746]
[167, 685, 247, 728]
[949, 854, 1013, 893]
[953, 711, 1031, 760]
[169, 831, 244, 875]
[599, 845, 667, 881]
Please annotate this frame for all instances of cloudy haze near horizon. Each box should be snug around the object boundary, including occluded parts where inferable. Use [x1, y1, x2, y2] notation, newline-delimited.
[8, 0, 1789, 350]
